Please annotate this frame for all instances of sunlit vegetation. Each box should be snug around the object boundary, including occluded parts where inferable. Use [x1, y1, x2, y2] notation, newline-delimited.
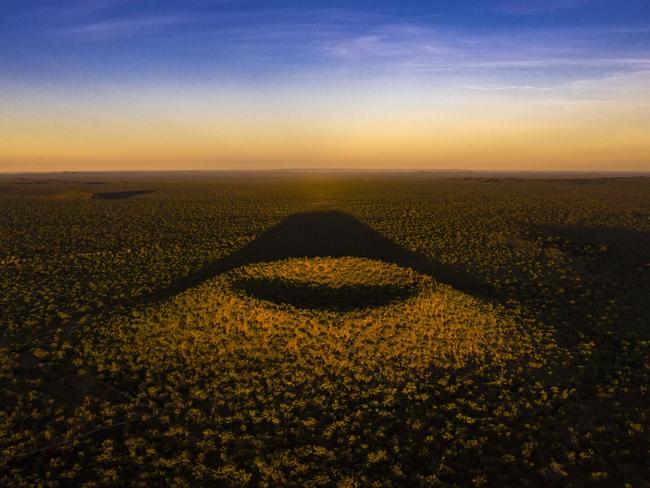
[1, 174, 648, 486]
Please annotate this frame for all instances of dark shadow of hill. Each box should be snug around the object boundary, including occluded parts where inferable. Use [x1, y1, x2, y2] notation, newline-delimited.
[224, 211, 441, 271]
[149, 211, 498, 307]
[57, 211, 497, 339]
[532, 224, 650, 267]
[530, 223, 650, 340]
[234, 278, 419, 311]
[519, 224, 650, 433]
[94, 190, 154, 200]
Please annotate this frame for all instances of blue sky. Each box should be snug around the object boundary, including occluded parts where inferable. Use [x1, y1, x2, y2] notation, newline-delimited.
[3, 0, 649, 86]
[1, 1, 649, 171]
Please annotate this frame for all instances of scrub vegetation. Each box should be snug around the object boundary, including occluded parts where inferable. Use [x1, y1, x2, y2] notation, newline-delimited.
[1, 174, 648, 486]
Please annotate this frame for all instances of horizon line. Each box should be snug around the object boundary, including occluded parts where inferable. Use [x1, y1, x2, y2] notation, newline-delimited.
[3, 169, 650, 177]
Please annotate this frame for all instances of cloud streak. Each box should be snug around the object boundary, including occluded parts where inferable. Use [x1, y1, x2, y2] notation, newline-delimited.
[4, 2, 648, 89]
[61, 14, 195, 39]
[489, 0, 594, 15]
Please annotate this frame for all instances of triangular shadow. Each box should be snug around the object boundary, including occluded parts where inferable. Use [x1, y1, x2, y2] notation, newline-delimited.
[152, 211, 498, 306]
[225, 211, 437, 271]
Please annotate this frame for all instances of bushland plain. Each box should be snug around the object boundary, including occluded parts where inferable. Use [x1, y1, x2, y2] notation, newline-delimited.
[1, 173, 649, 486]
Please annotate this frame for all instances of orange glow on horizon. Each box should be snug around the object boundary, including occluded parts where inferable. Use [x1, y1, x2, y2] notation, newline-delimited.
[2, 77, 649, 172]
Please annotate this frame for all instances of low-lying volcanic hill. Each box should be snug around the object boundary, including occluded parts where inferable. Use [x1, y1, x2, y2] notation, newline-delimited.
[0, 174, 648, 486]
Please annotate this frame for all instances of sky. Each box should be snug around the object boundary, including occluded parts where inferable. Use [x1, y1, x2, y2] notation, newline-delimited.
[1, 0, 649, 172]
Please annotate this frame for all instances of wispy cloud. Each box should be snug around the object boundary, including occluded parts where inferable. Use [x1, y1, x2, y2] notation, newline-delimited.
[60, 14, 196, 39]
[489, 0, 594, 15]
[313, 21, 650, 79]
[21, 0, 134, 21]
[4, 2, 650, 91]
[463, 84, 556, 91]
[38, 3, 650, 85]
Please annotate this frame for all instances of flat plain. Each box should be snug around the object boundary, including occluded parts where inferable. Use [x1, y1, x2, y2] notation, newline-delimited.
[1, 173, 649, 486]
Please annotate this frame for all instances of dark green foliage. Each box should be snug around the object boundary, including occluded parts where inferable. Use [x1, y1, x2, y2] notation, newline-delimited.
[0, 174, 648, 486]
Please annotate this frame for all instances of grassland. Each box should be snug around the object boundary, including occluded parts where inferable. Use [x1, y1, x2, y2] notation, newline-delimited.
[1, 173, 648, 486]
